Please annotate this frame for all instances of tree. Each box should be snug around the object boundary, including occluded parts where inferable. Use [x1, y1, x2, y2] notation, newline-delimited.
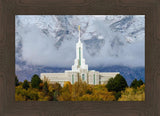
[114, 91, 121, 100]
[22, 80, 29, 90]
[57, 81, 72, 101]
[106, 74, 128, 92]
[31, 74, 41, 89]
[43, 81, 49, 95]
[15, 76, 19, 86]
[39, 83, 44, 90]
[130, 79, 138, 89]
[105, 78, 115, 92]
[130, 79, 144, 89]
[138, 79, 144, 87]
[114, 74, 128, 92]
[52, 83, 62, 101]
[26, 89, 39, 101]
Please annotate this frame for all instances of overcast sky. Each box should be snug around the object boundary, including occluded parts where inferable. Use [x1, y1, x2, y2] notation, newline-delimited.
[15, 15, 145, 69]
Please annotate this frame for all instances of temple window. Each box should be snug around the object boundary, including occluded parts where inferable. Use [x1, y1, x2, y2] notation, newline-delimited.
[93, 74, 95, 85]
[72, 74, 74, 84]
[82, 74, 85, 81]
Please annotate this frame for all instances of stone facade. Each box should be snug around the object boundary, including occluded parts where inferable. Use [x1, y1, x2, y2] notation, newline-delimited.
[40, 26, 119, 87]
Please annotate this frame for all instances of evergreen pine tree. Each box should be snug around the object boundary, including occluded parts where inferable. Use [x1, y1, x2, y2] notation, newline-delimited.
[22, 80, 29, 90]
[130, 79, 144, 89]
[106, 74, 128, 92]
[15, 76, 19, 86]
[31, 74, 41, 89]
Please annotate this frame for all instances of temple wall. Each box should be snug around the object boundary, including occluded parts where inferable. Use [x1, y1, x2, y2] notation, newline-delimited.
[65, 71, 79, 84]
[99, 72, 119, 84]
[40, 72, 119, 86]
[40, 73, 70, 87]
[88, 71, 99, 85]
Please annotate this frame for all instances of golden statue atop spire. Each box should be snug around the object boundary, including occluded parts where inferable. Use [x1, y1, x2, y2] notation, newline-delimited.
[78, 25, 80, 31]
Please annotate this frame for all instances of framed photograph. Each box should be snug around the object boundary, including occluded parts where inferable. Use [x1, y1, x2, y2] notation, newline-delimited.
[0, 0, 159, 116]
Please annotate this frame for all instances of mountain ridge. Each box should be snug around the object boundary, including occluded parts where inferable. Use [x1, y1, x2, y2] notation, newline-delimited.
[15, 15, 145, 85]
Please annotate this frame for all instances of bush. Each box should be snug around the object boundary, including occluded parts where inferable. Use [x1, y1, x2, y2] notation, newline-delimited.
[22, 80, 29, 90]
[31, 74, 41, 89]
[15, 94, 26, 101]
[27, 89, 39, 100]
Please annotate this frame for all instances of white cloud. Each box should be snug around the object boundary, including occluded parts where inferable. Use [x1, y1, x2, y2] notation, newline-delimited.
[16, 15, 145, 68]
[15, 64, 22, 71]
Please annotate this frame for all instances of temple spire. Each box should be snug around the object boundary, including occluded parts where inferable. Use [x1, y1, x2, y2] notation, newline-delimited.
[71, 25, 88, 71]
[78, 25, 81, 42]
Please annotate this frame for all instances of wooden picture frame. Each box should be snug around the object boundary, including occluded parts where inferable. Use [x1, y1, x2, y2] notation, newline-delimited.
[0, 0, 159, 116]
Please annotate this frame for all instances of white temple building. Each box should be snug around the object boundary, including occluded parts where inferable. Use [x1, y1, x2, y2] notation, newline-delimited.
[40, 26, 119, 86]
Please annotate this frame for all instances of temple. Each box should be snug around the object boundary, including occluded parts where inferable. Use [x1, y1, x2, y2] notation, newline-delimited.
[40, 26, 119, 86]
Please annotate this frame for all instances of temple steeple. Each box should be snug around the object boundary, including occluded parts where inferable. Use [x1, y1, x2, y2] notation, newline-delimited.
[71, 25, 88, 71]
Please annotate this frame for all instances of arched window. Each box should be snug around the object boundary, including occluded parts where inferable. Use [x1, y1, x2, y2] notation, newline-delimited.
[82, 74, 85, 81]
[72, 74, 74, 84]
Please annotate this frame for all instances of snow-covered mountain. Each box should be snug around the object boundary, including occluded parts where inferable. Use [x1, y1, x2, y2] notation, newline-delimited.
[15, 15, 145, 84]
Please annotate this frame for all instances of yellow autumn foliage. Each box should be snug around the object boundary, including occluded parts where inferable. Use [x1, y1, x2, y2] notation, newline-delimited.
[118, 84, 145, 101]
[58, 79, 115, 101]
[15, 79, 145, 101]
[15, 93, 26, 101]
